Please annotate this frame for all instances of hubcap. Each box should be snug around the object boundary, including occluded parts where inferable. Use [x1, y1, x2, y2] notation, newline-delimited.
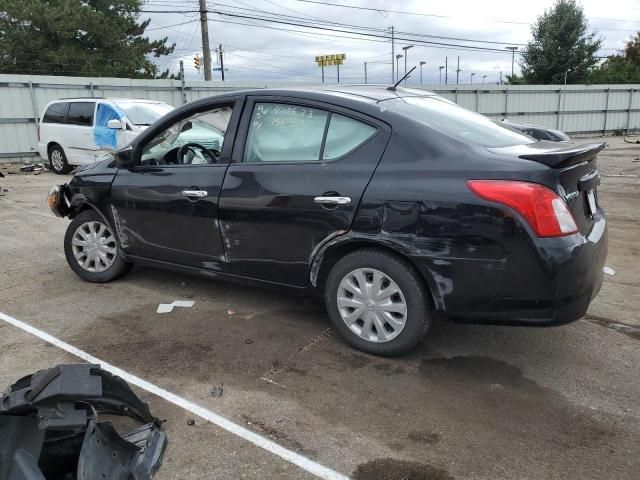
[337, 268, 407, 343]
[51, 150, 64, 171]
[71, 221, 117, 273]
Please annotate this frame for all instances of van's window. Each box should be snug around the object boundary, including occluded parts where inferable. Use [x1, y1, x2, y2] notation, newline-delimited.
[67, 102, 95, 126]
[114, 101, 173, 126]
[42, 102, 69, 124]
[385, 96, 534, 148]
[243, 103, 328, 163]
[322, 114, 376, 160]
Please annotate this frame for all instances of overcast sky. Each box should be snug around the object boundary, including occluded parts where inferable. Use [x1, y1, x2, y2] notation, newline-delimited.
[143, 0, 640, 85]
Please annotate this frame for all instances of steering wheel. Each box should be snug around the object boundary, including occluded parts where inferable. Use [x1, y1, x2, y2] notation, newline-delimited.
[176, 143, 218, 165]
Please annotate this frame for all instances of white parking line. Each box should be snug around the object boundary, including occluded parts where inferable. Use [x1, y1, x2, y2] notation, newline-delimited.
[0, 311, 349, 480]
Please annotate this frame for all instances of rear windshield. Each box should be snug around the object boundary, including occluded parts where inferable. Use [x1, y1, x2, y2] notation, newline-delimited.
[113, 101, 174, 126]
[385, 96, 534, 148]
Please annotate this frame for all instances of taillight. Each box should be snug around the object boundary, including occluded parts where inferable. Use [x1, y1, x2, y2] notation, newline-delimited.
[467, 180, 578, 237]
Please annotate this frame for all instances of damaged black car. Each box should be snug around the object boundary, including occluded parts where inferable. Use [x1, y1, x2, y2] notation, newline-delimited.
[47, 86, 607, 356]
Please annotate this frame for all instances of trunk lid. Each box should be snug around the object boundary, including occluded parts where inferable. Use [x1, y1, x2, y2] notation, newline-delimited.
[489, 141, 606, 235]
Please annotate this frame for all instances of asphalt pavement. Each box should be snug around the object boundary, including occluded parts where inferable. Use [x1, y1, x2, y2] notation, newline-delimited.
[1, 136, 639, 479]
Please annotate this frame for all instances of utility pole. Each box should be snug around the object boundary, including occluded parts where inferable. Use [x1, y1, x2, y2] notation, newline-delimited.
[445, 57, 448, 84]
[499, 71, 503, 85]
[390, 26, 395, 84]
[364, 62, 367, 84]
[218, 44, 225, 81]
[179, 60, 187, 104]
[456, 56, 460, 85]
[395, 55, 403, 82]
[199, 0, 212, 81]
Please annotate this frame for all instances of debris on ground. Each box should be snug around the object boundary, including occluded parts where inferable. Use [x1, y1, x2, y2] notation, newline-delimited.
[156, 300, 195, 313]
[19, 163, 45, 173]
[244, 338, 253, 344]
[227, 309, 237, 316]
[0, 364, 167, 480]
[186, 418, 195, 426]
[210, 384, 224, 397]
[603, 266, 616, 276]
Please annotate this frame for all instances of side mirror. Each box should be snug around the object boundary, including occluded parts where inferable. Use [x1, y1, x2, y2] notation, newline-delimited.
[114, 146, 135, 167]
[107, 119, 124, 129]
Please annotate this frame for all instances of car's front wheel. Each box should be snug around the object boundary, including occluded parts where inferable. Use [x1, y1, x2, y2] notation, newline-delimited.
[64, 210, 132, 283]
[49, 144, 72, 174]
[325, 249, 431, 356]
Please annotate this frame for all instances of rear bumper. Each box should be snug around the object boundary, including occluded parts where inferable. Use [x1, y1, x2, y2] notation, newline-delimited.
[412, 211, 608, 326]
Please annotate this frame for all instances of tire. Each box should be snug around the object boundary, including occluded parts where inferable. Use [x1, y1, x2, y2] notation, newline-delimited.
[64, 209, 132, 283]
[325, 249, 431, 356]
[49, 144, 72, 174]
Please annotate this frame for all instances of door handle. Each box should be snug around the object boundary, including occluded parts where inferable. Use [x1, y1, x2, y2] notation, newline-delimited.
[181, 190, 208, 198]
[313, 196, 351, 206]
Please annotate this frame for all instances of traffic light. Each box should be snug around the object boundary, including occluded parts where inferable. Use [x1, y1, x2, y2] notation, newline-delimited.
[194, 56, 201, 71]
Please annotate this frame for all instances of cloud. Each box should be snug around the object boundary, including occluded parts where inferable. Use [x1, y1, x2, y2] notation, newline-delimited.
[144, 0, 639, 84]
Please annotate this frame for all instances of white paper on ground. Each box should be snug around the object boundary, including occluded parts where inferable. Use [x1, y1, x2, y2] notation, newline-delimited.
[603, 266, 616, 276]
[157, 300, 195, 314]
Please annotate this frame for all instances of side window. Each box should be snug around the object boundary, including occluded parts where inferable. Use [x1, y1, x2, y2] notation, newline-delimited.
[243, 103, 328, 162]
[67, 102, 95, 126]
[322, 114, 376, 160]
[139, 105, 232, 166]
[42, 102, 69, 124]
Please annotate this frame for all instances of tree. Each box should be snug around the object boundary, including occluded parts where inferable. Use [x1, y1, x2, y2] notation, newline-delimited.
[518, 0, 602, 84]
[0, 0, 175, 78]
[588, 32, 640, 84]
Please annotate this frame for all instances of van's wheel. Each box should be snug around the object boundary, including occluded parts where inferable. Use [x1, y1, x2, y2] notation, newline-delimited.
[325, 249, 431, 356]
[49, 144, 72, 174]
[64, 209, 132, 283]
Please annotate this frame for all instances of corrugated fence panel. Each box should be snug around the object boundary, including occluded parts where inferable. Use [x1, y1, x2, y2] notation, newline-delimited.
[1, 74, 639, 161]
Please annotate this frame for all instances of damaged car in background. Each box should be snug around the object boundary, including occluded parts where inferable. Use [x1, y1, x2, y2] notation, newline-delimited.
[0, 364, 166, 480]
[47, 86, 607, 356]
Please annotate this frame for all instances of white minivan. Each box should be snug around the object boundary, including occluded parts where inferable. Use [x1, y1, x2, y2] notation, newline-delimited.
[38, 98, 174, 174]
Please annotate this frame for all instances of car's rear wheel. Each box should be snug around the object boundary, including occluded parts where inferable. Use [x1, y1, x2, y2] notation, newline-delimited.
[64, 210, 132, 283]
[49, 144, 72, 174]
[325, 249, 431, 356]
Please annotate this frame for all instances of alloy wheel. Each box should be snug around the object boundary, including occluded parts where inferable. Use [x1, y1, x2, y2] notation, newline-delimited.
[50, 149, 64, 171]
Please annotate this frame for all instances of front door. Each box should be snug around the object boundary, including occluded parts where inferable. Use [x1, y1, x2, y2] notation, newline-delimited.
[219, 97, 390, 287]
[110, 100, 241, 270]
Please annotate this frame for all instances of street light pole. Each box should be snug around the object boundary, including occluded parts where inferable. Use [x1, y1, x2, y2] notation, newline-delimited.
[470, 73, 475, 84]
[482, 74, 487, 84]
[505, 46, 518, 78]
[456, 56, 460, 85]
[395, 54, 403, 83]
[439, 66, 444, 84]
[364, 62, 367, 84]
[419, 61, 426, 85]
[402, 45, 413, 86]
[445, 57, 448, 84]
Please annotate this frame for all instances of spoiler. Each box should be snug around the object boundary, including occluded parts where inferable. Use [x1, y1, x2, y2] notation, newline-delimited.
[518, 142, 606, 169]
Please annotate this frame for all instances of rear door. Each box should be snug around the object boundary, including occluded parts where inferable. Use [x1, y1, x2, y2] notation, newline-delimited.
[64, 101, 97, 162]
[218, 97, 391, 287]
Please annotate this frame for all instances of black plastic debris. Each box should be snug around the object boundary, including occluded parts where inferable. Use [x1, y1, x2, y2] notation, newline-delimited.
[0, 364, 167, 480]
[18, 164, 44, 173]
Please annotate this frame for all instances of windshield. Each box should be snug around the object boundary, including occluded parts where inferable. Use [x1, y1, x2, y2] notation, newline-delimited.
[385, 96, 535, 148]
[114, 101, 174, 126]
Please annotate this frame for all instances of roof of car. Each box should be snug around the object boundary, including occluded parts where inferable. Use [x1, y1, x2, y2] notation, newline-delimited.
[231, 85, 438, 104]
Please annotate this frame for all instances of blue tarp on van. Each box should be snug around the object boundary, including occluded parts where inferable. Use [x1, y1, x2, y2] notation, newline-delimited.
[94, 103, 126, 149]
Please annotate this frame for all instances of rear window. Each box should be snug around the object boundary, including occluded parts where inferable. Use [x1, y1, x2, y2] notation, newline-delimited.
[386, 96, 534, 148]
[42, 102, 69, 124]
[67, 102, 95, 126]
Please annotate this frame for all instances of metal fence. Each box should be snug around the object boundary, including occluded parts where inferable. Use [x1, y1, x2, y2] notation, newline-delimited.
[0, 73, 638, 162]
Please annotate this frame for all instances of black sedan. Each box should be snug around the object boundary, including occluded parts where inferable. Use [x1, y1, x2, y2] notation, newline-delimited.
[48, 86, 607, 356]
